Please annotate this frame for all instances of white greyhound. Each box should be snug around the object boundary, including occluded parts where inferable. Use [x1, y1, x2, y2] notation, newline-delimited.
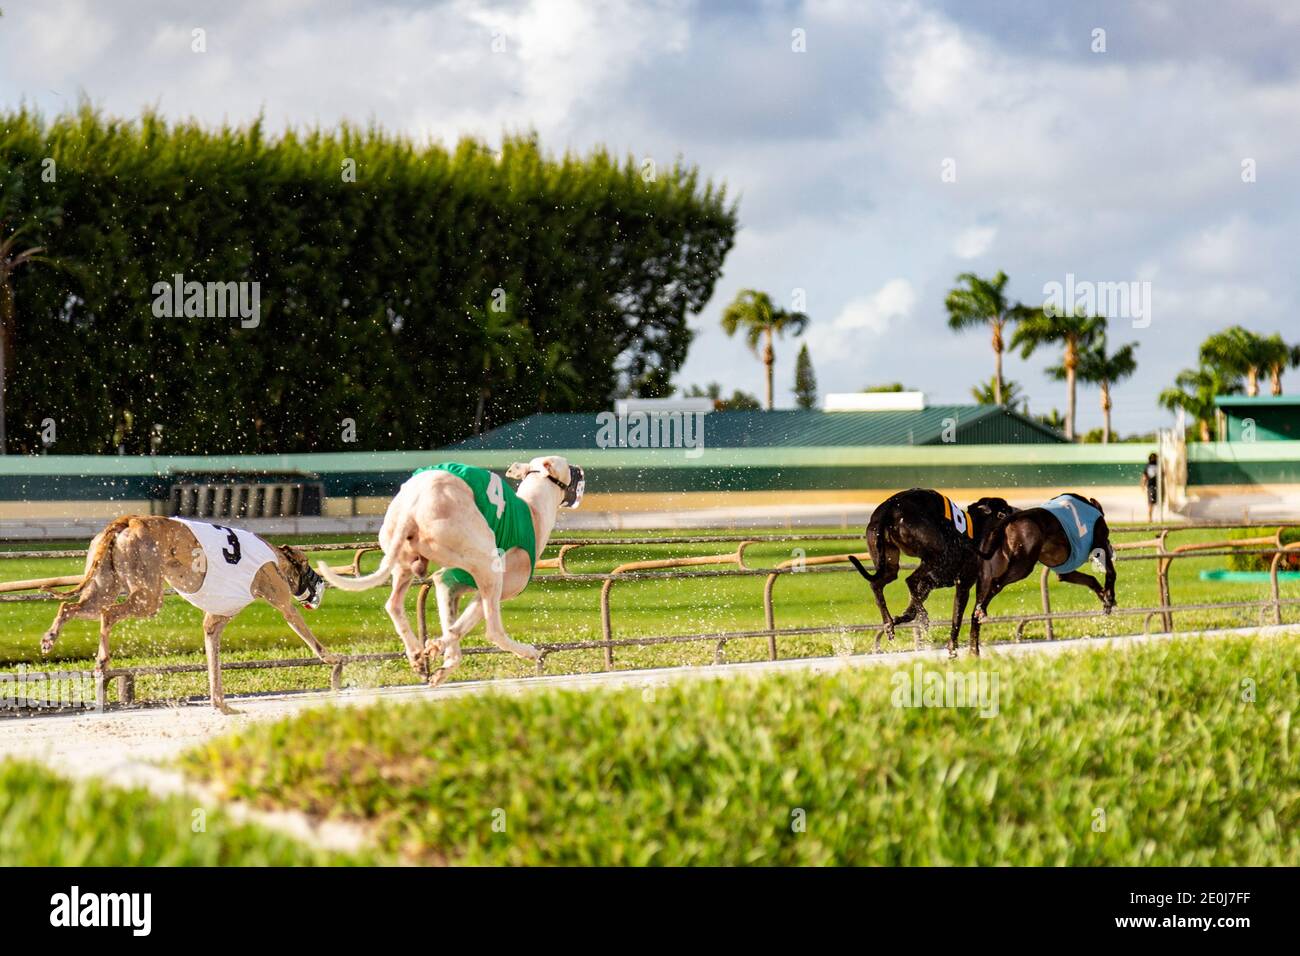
[318, 456, 583, 684]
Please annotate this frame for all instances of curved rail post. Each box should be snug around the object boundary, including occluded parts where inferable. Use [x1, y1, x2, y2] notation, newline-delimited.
[1269, 542, 1300, 626]
[535, 543, 583, 574]
[350, 546, 379, 577]
[600, 542, 757, 670]
[1157, 533, 1278, 633]
[1039, 566, 1054, 641]
[764, 551, 874, 629]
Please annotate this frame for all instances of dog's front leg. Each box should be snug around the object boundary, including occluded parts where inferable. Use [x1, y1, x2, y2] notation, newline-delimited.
[202, 613, 238, 715]
[1057, 570, 1109, 610]
[477, 564, 540, 664]
[949, 577, 973, 658]
[384, 567, 427, 678]
[280, 601, 340, 665]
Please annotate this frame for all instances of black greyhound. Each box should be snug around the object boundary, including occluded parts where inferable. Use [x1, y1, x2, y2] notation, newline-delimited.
[848, 489, 1018, 656]
[967, 492, 1117, 656]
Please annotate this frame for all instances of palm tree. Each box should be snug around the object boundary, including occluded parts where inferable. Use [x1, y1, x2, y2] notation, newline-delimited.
[1159, 366, 1242, 442]
[1064, 335, 1138, 444]
[1010, 306, 1103, 441]
[465, 297, 532, 434]
[720, 289, 808, 410]
[1259, 333, 1300, 395]
[1036, 408, 1067, 432]
[945, 271, 1035, 406]
[0, 221, 47, 454]
[1199, 326, 1268, 396]
[535, 341, 582, 412]
[970, 376, 1024, 407]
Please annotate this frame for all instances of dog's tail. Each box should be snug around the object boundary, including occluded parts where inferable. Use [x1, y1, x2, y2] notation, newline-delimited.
[53, 515, 134, 600]
[847, 521, 889, 582]
[317, 550, 396, 591]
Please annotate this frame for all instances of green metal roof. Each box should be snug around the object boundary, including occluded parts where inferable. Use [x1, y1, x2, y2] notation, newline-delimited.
[450, 406, 1065, 450]
[1214, 395, 1300, 407]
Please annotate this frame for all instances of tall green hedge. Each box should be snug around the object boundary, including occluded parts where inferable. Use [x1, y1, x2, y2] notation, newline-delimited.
[0, 108, 736, 454]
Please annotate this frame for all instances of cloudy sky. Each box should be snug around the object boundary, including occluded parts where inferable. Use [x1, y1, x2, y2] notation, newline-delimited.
[2, 0, 1297, 433]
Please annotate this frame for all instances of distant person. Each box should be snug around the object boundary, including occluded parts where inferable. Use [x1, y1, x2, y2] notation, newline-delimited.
[1141, 453, 1159, 522]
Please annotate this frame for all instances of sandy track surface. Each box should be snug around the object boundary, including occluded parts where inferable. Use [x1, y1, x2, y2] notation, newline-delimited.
[5, 623, 1295, 777]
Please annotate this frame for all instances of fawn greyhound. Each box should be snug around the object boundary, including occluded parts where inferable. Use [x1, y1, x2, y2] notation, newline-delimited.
[41, 515, 334, 713]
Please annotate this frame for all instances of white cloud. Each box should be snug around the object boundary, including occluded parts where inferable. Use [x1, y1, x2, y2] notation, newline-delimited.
[953, 225, 997, 259]
[804, 279, 916, 358]
[2, 0, 1299, 427]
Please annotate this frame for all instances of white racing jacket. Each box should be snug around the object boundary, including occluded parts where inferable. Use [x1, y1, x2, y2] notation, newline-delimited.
[171, 518, 279, 617]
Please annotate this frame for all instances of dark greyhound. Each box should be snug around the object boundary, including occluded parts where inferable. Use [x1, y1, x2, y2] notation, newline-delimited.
[847, 489, 1018, 656]
[967, 492, 1117, 656]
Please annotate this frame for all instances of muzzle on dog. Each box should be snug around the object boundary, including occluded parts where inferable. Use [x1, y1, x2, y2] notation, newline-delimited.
[558, 465, 584, 508]
[295, 565, 326, 610]
[533, 465, 584, 508]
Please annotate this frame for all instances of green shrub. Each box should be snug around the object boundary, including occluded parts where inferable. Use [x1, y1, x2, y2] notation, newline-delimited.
[183, 634, 1300, 865]
[0, 108, 737, 452]
[0, 761, 361, 865]
[1226, 527, 1300, 572]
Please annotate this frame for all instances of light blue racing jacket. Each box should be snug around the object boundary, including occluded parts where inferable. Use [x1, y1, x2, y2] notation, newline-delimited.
[1039, 495, 1103, 574]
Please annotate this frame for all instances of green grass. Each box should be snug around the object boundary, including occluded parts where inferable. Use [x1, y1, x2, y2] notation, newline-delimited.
[0, 760, 363, 865]
[2, 526, 1297, 704]
[181, 633, 1300, 865]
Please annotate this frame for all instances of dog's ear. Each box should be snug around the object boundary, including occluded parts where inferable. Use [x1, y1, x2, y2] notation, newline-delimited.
[505, 462, 529, 480]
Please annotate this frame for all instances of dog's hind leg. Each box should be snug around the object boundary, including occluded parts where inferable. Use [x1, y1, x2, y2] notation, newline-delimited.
[94, 580, 164, 674]
[41, 578, 114, 655]
[852, 547, 901, 640]
[890, 570, 934, 648]
[202, 613, 237, 714]
[386, 566, 426, 677]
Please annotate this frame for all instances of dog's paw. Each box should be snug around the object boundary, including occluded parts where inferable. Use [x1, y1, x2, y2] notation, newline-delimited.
[427, 667, 453, 688]
[39, 634, 55, 655]
[518, 644, 541, 661]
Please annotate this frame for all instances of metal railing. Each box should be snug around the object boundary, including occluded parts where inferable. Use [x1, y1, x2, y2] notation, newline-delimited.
[1, 522, 1297, 711]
